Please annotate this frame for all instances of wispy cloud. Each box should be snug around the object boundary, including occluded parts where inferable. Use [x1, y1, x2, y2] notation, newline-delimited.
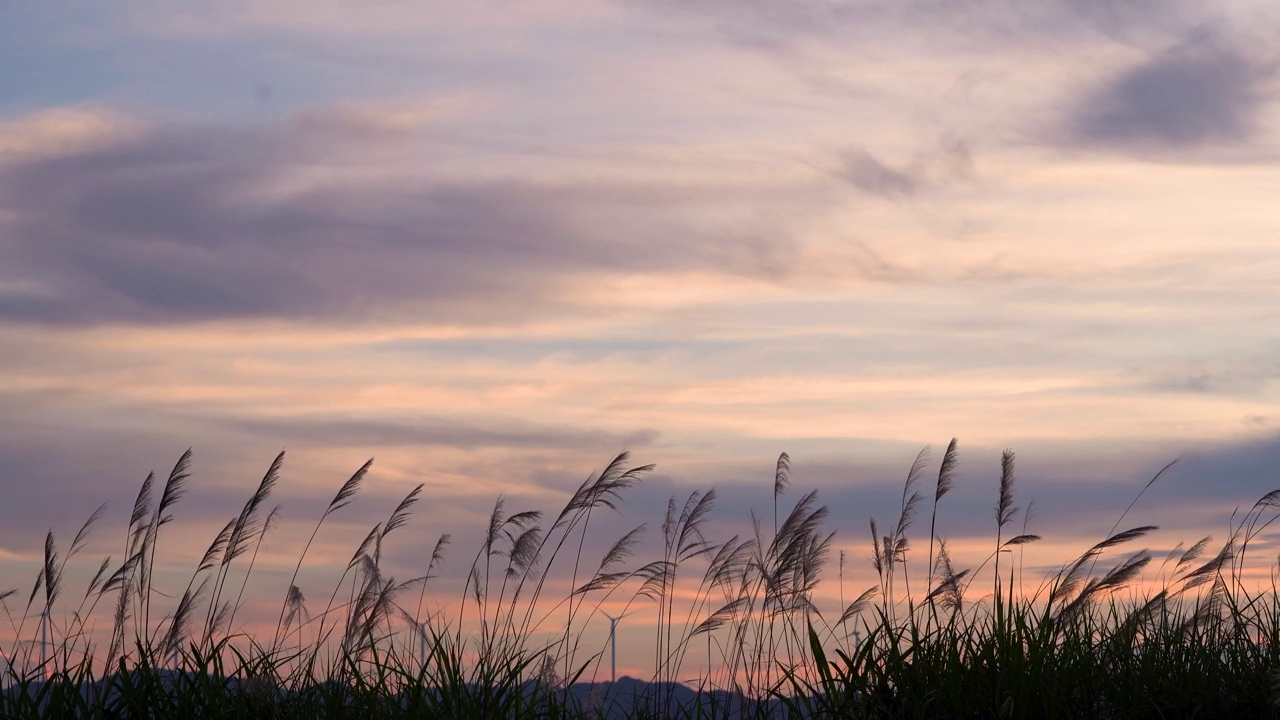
[0, 108, 799, 326]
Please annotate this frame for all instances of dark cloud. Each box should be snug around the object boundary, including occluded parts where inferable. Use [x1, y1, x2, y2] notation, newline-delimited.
[837, 137, 973, 199]
[0, 111, 795, 326]
[1062, 32, 1275, 151]
[839, 151, 920, 197]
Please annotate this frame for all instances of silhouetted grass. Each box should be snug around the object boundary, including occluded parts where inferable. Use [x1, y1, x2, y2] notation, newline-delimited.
[2, 443, 1279, 718]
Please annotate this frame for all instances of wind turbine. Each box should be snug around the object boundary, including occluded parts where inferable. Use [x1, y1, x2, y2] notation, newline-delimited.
[24, 608, 53, 677]
[403, 609, 443, 672]
[601, 610, 632, 684]
[40, 608, 48, 674]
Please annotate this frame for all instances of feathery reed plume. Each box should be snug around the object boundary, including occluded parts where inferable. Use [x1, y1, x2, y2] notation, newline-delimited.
[995, 449, 1018, 530]
[472, 495, 507, 617]
[1081, 458, 1177, 584]
[313, 520, 381, 642]
[287, 585, 309, 622]
[427, 533, 451, 579]
[678, 491, 718, 562]
[274, 458, 372, 648]
[994, 449, 1019, 595]
[774, 451, 791, 535]
[41, 532, 59, 614]
[935, 438, 958, 500]
[223, 452, 284, 566]
[924, 538, 969, 612]
[208, 602, 232, 642]
[16, 502, 106, 676]
[328, 482, 431, 663]
[161, 576, 209, 661]
[1230, 487, 1280, 592]
[895, 446, 930, 544]
[155, 449, 193, 526]
[1059, 550, 1152, 621]
[775, 452, 792, 498]
[1002, 534, 1041, 548]
[869, 517, 883, 579]
[350, 526, 382, 572]
[141, 450, 193, 630]
[200, 520, 237, 575]
[1050, 525, 1158, 610]
[650, 489, 719, 698]
[226, 504, 282, 633]
[1180, 539, 1234, 593]
[206, 451, 282, 642]
[927, 438, 958, 595]
[343, 567, 411, 660]
[505, 526, 544, 581]
[106, 465, 159, 666]
[411, 533, 452, 638]
[83, 558, 113, 601]
[65, 552, 116, 653]
[384, 484, 424, 536]
[127, 472, 154, 552]
[508, 452, 652, 665]
[280, 584, 314, 673]
[692, 597, 748, 638]
[375, 483, 425, 565]
[1171, 535, 1213, 580]
[103, 556, 137, 672]
[572, 524, 646, 596]
[69, 504, 107, 560]
[1121, 589, 1168, 632]
[839, 586, 879, 626]
[868, 447, 929, 617]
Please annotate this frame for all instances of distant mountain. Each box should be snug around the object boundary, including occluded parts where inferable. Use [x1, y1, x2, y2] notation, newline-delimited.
[551, 676, 797, 720]
[4, 670, 809, 719]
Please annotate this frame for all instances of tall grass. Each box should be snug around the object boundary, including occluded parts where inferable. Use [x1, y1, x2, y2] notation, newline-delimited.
[2, 442, 1279, 718]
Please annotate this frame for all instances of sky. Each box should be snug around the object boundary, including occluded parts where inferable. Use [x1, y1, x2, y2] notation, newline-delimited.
[2, 0, 1280, 679]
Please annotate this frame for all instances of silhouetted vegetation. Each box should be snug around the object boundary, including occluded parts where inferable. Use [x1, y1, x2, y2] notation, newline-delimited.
[4, 443, 1280, 718]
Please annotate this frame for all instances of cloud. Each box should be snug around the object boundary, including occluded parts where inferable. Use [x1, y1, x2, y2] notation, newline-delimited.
[839, 151, 920, 197]
[1062, 32, 1275, 151]
[1137, 353, 1280, 397]
[0, 107, 139, 159]
[211, 415, 658, 452]
[643, 0, 1216, 51]
[837, 137, 973, 199]
[0, 108, 796, 326]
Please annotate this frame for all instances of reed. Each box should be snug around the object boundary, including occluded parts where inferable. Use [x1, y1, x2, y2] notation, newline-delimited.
[1, 442, 1278, 719]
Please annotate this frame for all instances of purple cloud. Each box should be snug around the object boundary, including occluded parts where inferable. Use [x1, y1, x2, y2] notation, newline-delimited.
[1063, 32, 1275, 151]
[0, 111, 796, 326]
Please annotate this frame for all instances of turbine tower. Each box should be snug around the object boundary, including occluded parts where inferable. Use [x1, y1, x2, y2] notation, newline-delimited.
[39, 608, 49, 676]
[601, 610, 630, 684]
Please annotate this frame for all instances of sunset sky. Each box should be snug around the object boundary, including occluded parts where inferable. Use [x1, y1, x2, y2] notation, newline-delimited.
[3, 1, 1280, 678]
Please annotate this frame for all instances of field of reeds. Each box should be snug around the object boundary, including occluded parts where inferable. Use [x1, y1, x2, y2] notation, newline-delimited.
[4, 441, 1280, 719]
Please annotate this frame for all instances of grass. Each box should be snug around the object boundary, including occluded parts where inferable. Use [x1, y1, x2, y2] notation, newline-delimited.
[2, 442, 1280, 718]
